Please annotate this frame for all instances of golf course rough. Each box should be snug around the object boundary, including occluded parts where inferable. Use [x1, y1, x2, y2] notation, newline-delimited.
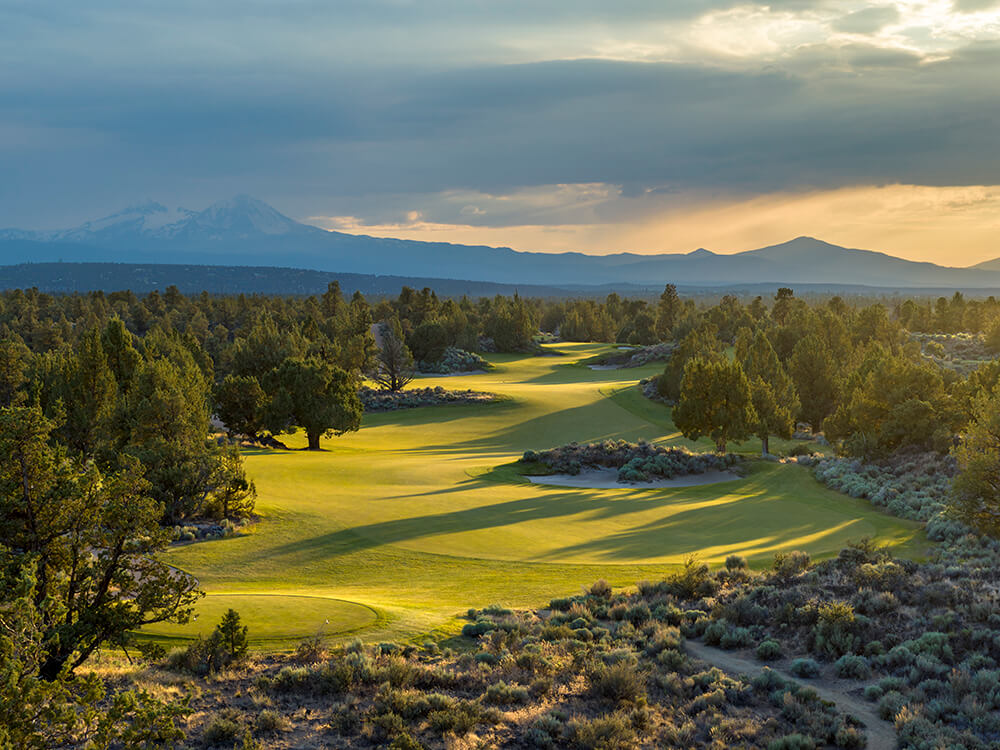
[146, 343, 926, 647]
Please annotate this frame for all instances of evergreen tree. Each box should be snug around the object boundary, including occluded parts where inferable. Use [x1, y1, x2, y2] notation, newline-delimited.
[951, 392, 1000, 537]
[673, 357, 756, 453]
[788, 334, 838, 431]
[214, 374, 267, 441]
[370, 322, 414, 392]
[264, 357, 363, 450]
[0, 407, 200, 680]
[0, 336, 29, 406]
[655, 284, 680, 340]
[52, 326, 117, 455]
[658, 324, 723, 402]
[215, 609, 249, 660]
[741, 331, 799, 455]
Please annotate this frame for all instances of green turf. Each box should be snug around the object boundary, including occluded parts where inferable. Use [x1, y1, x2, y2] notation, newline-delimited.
[153, 343, 926, 648]
[144, 594, 378, 643]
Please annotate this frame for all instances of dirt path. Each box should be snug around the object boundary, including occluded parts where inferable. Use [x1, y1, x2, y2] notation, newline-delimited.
[684, 640, 896, 750]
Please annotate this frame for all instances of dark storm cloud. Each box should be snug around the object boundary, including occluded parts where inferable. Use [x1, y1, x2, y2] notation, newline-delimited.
[1, 1, 999, 226]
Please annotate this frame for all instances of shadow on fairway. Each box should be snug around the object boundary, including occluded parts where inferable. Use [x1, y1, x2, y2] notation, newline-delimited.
[264, 475, 886, 565]
[416, 399, 656, 455]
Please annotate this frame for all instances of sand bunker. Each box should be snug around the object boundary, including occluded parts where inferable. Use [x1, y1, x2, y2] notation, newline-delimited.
[527, 467, 741, 489]
[587, 364, 622, 371]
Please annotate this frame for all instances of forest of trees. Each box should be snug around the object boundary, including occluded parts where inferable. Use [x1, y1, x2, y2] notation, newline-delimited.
[6, 279, 1000, 745]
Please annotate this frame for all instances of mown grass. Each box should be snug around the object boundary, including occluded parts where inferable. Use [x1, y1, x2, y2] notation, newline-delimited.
[147, 343, 926, 648]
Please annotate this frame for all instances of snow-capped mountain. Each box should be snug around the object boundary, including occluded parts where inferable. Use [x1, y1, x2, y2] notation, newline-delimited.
[0, 195, 320, 245]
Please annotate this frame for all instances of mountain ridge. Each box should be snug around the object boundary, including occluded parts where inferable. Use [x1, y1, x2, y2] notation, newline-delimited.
[3, 196, 1000, 289]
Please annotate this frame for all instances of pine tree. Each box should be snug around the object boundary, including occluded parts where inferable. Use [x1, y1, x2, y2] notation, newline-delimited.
[655, 284, 680, 340]
[951, 392, 1000, 537]
[215, 609, 249, 661]
[788, 334, 838, 431]
[741, 331, 799, 456]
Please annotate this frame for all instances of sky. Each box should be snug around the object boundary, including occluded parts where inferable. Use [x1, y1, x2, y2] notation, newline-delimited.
[2, 1, 1000, 265]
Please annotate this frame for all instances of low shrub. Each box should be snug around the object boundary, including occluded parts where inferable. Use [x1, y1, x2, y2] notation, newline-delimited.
[788, 658, 820, 678]
[586, 579, 612, 598]
[767, 734, 815, 750]
[773, 551, 811, 580]
[757, 640, 783, 662]
[202, 709, 245, 746]
[588, 662, 647, 705]
[565, 713, 636, 749]
[254, 709, 289, 734]
[526, 440, 740, 483]
[877, 690, 907, 720]
[484, 681, 530, 705]
[725, 554, 748, 570]
[833, 654, 871, 680]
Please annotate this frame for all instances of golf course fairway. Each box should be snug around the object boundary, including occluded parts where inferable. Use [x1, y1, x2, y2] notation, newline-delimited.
[148, 344, 926, 647]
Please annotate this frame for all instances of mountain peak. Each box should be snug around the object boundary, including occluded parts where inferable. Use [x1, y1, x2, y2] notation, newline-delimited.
[687, 248, 715, 257]
[186, 195, 310, 237]
[119, 200, 169, 215]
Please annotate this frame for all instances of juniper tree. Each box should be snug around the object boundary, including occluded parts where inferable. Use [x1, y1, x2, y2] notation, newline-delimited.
[673, 357, 756, 453]
[265, 356, 363, 450]
[0, 406, 200, 681]
[741, 331, 799, 456]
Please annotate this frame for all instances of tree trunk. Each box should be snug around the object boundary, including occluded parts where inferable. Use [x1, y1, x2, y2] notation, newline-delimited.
[716, 437, 726, 454]
[307, 432, 321, 450]
[761, 435, 769, 457]
[40, 652, 68, 681]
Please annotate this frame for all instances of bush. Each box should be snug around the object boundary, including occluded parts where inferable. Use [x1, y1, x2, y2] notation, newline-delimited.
[720, 625, 754, 650]
[171, 609, 249, 675]
[389, 734, 425, 750]
[588, 662, 647, 705]
[789, 658, 820, 678]
[833, 654, 871, 680]
[773, 551, 811, 580]
[565, 713, 636, 749]
[878, 690, 907, 720]
[725, 554, 748, 570]
[254, 709, 288, 734]
[665, 556, 715, 599]
[484, 681, 530, 705]
[767, 735, 815, 750]
[202, 710, 244, 746]
[527, 440, 740, 482]
[813, 602, 859, 658]
[588, 579, 612, 598]
[757, 639, 783, 661]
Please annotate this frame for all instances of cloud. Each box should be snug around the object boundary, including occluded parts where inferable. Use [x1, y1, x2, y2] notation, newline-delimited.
[954, 0, 1000, 12]
[832, 6, 900, 33]
[1, 0, 999, 242]
[309, 183, 1000, 266]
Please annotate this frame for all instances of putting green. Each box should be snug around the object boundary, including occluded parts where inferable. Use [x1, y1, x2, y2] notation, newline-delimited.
[143, 594, 377, 643]
[158, 343, 926, 647]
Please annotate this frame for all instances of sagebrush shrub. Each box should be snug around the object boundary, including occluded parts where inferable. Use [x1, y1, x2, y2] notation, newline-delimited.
[789, 658, 820, 678]
[833, 654, 871, 680]
[757, 639, 783, 662]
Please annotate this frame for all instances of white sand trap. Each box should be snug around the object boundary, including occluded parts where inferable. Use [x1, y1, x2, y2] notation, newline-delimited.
[527, 467, 741, 489]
